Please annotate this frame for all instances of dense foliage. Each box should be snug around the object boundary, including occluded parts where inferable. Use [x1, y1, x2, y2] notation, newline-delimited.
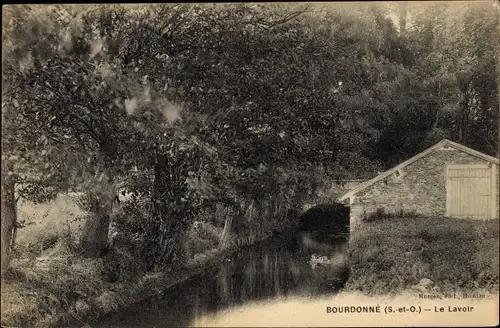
[2, 3, 499, 274]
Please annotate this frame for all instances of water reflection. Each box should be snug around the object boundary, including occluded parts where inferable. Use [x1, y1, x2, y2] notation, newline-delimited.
[98, 230, 348, 328]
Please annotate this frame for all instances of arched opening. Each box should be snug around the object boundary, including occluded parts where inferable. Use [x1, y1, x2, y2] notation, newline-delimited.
[297, 203, 350, 234]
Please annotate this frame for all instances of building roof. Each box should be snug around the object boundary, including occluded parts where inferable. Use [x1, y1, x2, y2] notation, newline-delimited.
[338, 139, 499, 202]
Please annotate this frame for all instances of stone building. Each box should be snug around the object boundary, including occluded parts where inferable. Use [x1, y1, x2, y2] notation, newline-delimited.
[338, 139, 499, 231]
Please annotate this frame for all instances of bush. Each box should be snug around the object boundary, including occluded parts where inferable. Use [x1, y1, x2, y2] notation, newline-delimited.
[183, 220, 223, 259]
[107, 196, 165, 275]
[363, 208, 418, 223]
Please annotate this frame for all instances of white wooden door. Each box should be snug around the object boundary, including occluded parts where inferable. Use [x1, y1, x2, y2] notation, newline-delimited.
[446, 164, 495, 219]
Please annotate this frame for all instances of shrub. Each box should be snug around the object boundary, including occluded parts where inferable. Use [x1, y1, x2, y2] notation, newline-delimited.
[363, 207, 389, 222]
[183, 220, 223, 259]
[363, 208, 418, 223]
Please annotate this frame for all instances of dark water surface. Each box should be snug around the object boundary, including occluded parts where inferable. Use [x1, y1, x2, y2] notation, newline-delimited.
[97, 229, 349, 328]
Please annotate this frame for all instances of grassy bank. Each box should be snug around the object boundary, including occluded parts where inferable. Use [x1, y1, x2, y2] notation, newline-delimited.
[1, 244, 244, 328]
[0, 196, 296, 328]
[346, 214, 499, 295]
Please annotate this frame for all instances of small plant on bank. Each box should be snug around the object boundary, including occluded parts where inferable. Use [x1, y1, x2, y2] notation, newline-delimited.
[363, 208, 419, 223]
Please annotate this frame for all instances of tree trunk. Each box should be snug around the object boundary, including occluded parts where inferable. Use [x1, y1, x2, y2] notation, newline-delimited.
[398, 1, 407, 38]
[220, 215, 233, 249]
[79, 197, 111, 257]
[1, 161, 17, 275]
[496, 4, 500, 159]
[433, 80, 442, 130]
[148, 150, 181, 267]
[458, 89, 470, 143]
[152, 152, 171, 249]
[220, 206, 234, 249]
[152, 153, 168, 222]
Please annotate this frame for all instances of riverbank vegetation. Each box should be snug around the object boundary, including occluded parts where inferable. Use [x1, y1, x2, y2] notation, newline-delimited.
[1, 195, 257, 327]
[2, 3, 499, 327]
[346, 214, 499, 295]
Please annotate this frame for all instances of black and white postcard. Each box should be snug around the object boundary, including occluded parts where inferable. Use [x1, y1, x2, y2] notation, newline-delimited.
[2, 2, 499, 327]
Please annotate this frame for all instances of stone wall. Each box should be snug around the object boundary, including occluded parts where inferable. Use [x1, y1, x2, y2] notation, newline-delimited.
[349, 148, 499, 229]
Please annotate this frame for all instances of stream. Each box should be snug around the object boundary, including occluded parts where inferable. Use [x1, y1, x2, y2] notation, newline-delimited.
[97, 228, 349, 327]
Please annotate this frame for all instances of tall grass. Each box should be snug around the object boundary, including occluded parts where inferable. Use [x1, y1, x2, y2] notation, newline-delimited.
[346, 214, 499, 295]
[1, 195, 110, 327]
[14, 194, 87, 258]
